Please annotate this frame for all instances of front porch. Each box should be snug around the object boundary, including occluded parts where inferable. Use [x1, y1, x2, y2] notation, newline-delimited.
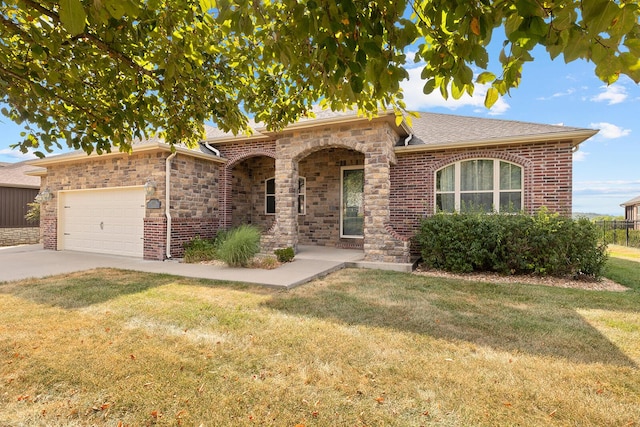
[218, 119, 412, 264]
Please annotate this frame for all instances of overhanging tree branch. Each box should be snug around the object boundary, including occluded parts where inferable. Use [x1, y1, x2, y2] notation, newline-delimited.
[19, 0, 158, 80]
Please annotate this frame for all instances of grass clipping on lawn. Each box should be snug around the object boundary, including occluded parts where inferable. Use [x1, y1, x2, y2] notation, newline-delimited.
[0, 268, 639, 426]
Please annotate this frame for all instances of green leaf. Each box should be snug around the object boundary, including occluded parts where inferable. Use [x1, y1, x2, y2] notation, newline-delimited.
[595, 56, 621, 84]
[563, 29, 590, 63]
[625, 39, 640, 57]
[582, 0, 620, 36]
[423, 79, 437, 94]
[59, 0, 87, 36]
[451, 79, 464, 100]
[485, 87, 499, 108]
[199, 0, 216, 12]
[476, 71, 496, 84]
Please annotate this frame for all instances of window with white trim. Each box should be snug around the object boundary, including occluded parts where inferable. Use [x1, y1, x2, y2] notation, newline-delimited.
[265, 177, 306, 215]
[435, 159, 523, 213]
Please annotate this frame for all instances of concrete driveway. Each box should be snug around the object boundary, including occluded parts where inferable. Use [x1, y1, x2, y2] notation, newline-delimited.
[0, 244, 371, 288]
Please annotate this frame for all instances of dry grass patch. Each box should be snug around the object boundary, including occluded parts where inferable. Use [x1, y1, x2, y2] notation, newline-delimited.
[608, 244, 640, 261]
[1, 268, 638, 426]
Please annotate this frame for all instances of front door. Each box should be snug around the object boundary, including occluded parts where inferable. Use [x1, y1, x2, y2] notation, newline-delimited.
[341, 167, 364, 238]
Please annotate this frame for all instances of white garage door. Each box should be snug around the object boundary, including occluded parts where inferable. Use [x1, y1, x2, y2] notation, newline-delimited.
[59, 187, 145, 257]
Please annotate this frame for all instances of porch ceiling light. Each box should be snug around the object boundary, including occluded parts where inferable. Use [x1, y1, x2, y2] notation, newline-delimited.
[144, 180, 157, 197]
[37, 188, 53, 203]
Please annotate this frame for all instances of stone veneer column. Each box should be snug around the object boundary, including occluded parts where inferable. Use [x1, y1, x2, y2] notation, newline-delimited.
[272, 157, 299, 250]
[363, 147, 392, 262]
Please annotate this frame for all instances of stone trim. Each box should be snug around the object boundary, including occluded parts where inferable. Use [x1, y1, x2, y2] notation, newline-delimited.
[0, 227, 40, 246]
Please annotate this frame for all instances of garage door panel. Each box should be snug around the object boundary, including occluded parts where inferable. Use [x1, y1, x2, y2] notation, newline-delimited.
[59, 188, 145, 257]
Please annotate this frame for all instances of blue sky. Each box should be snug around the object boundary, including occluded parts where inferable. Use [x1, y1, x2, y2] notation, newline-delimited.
[1, 46, 638, 215]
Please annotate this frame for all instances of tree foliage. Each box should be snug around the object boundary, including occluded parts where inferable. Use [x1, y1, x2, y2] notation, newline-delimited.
[1, 0, 639, 156]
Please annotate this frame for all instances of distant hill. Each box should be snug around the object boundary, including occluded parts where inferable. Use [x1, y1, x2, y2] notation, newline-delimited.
[573, 212, 625, 220]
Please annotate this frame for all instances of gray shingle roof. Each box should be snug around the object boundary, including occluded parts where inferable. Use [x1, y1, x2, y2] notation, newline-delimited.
[405, 112, 592, 146]
[621, 195, 640, 207]
[201, 107, 594, 147]
[0, 161, 41, 188]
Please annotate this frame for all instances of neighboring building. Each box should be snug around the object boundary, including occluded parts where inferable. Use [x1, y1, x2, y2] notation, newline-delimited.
[28, 109, 597, 265]
[0, 161, 41, 246]
[621, 196, 640, 222]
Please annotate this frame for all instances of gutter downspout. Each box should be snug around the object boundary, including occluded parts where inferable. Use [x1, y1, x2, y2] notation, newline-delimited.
[165, 152, 177, 259]
[204, 141, 221, 156]
[404, 133, 413, 146]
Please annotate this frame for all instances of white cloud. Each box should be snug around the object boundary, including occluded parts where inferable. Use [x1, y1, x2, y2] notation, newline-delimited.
[574, 179, 640, 194]
[573, 180, 640, 214]
[572, 150, 588, 162]
[590, 85, 628, 105]
[0, 147, 38, 162]
[400, 64, 510, 115]
[589, 122, 631, 139]
[536, 88, 575, 101]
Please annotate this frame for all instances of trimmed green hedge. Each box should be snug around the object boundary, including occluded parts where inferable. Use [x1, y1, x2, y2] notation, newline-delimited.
[415, 210, 608, 278]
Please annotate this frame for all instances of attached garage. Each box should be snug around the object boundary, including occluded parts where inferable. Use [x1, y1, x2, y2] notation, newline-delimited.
[58, 187, 145, 257]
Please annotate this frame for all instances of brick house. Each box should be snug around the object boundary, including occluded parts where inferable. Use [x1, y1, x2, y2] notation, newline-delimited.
[28, 110, 596, 264]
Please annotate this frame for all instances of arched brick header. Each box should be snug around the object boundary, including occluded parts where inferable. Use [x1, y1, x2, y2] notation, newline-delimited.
[220, 149, 277, 229]
[428, 150, 534, 214]
[225, 149, 277, 167]
[291, 138, 368, 163]
[429, 150, 533, 171]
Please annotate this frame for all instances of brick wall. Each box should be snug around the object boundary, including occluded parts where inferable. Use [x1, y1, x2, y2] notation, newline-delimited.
[230, 156, 275, 230]
[143, 217, 220, 260]
[41, 216, 57, 250]
[41, 152, 167, 221]
[298, 148, 364, 246]
[389, 141, 574, 238]
[40, 150, 221, 260]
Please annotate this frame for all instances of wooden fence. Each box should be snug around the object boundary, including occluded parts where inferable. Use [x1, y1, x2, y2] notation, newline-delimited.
[0, 186, 39, 228]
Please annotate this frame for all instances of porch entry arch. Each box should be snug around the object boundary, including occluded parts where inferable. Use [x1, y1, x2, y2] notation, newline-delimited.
[269, 129, 399, 261]
[220, 149, 276, 230]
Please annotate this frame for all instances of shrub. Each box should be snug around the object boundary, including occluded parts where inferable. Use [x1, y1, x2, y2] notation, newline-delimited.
[249, 255, 280, 269]
[24, 201, 40, 223]
[274, 247, 295, 263]
[216, 225, 261, 267]
[415, 210, 608, 279]
[183, 236, 217, 263]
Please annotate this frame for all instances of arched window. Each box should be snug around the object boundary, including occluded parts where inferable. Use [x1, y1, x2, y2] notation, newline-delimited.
[265, 177, 306, 215]
[435, 159, 523, 213]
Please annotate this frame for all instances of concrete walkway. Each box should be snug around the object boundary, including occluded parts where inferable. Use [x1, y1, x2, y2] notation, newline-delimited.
[0, 244, 395, 288]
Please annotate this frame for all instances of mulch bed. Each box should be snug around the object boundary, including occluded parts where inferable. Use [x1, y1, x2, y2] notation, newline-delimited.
[414, 266, 628, 292]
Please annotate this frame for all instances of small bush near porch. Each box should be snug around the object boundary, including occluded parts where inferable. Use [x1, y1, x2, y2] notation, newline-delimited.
[416, 210, 608, 278]
[0, 264, 638, 426]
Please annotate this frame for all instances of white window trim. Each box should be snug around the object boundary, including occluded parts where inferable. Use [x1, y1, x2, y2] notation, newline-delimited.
[435, 159, 523, 213]
[298, 177, 306, 216]
[265, 177, 306, 216]
[340, 166, 365, 239]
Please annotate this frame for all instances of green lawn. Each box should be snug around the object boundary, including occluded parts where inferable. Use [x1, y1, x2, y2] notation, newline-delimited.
[0, 263, 638, 426]
[604, 257, 640, 291]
